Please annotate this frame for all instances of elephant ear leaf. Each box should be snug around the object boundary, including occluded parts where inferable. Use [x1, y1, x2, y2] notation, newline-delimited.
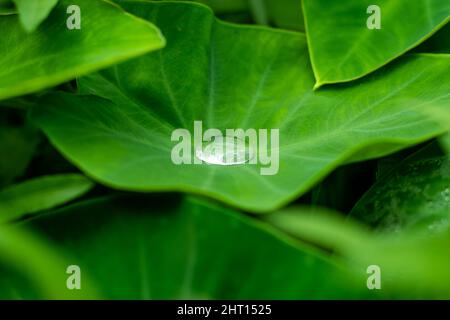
[13, 0, 58, 32]
[303, 0, 450, 88]
[32, 2, 450, 212]
[0, 0, 165, 101]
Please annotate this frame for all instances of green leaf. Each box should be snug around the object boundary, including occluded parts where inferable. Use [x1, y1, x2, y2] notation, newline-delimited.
[350, 143, 450, 235]
[265, 206, 450, 296]
[0, 174, 94, 223]
[2, 195, 371, 299]
[249, 0, 268, 25]
[0, 223, 99, 299]
[302, 0, 450, 88]
[264, 0, 304, 31]
[13, 0, 58, 32]
[0, 0, 165, 101]
[0, 109, 40, 188]
[31, 2, 450, 212]
[440, 133, 450, 154]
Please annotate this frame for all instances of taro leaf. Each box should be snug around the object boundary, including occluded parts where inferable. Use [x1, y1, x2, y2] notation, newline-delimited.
[13, 0, 58, 32]
[0, 224, 99, 299]
[302, 0, 450, 88]
[350, 143, 450, 235]
[0, 174, 94, 223]
[0, 0, 165, 101]
[265, 206, 450, 296]
[1, 195, 372, 299]
[0, 109, 40, 188]
[32, 2, 450, 212]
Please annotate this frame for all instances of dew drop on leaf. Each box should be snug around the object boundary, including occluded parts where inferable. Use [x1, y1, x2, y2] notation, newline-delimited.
[195, 135, 256, 166]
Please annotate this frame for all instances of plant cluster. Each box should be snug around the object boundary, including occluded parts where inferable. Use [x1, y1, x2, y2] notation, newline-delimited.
[0, 0, 449, 299]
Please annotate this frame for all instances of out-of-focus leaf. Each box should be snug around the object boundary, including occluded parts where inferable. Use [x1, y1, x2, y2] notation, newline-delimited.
[0, 174, 94, 223]
[32, 2, 450, 212]
[0, 0, 15, 15]
[265, 206, 450, 297]
[0, 109, 40, 188]
[13, 0, 58, 32]
[1, 195, 372, 299]
[0, 0, 165, 101]
[350, 143, 450, 235]
[0, 224, 99, 299]
[248, 0, 268, 25]
[264, 0, 304, 31]
[302, 0, 450, 88]
[440, 133, 450, 154]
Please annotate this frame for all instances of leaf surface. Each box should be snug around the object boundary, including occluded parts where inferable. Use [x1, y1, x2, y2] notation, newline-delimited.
[302, 0, 450, 87]
[0, 174, 94, 223]
[0, 0, 165, 101]
[32, 2, 450, 212]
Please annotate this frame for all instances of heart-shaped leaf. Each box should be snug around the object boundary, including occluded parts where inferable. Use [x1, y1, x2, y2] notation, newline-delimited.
[32, 2, 450, 212]
[0, 0, 165, 101]
[1, 195, 370, 299]
[0, 174, 94, 223]
[303, 0, 450, 87]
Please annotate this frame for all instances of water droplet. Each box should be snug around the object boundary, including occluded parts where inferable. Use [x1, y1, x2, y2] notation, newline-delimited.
[195, 135, 256, 165]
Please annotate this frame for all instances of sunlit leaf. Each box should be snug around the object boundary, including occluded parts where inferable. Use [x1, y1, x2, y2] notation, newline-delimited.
[0, 0, 165, 101]
[32, 2, 450, 212]
[302, 0, 450, 87]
